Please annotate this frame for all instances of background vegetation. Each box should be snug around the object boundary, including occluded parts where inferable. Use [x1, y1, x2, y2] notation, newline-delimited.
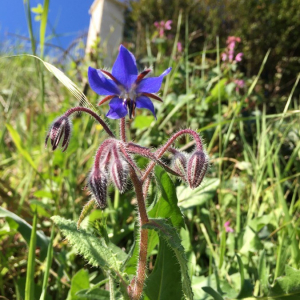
[1, 0, 300, 299]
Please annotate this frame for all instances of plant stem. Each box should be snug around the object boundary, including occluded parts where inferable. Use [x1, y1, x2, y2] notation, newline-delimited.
[64, 106, 115, 137]
[129, 169, 149, 300]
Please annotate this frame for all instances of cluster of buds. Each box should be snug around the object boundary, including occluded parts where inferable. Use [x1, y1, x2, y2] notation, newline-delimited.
[45, 116, 72, 152]
[45, 112, 209, 209]
[170, 147, 209, 189]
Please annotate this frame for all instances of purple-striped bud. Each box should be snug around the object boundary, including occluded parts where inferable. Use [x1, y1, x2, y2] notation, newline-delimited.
[171, 151, 188, 178]
[88, 169, 108, 209]
[45, 116, 71, 152]
[110, 145, 128, 193]
[186, 150, 209, 189]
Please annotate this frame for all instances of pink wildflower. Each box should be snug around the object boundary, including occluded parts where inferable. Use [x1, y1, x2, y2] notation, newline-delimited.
[177, 42, 183, 53]
[224, 221, 234, 233]
[234, 79, 245, 91]
[153, 20, 173, 38]
[164, 20, 173, 30]
[221, 53, 227, 61]
[235, 52, 243, 62]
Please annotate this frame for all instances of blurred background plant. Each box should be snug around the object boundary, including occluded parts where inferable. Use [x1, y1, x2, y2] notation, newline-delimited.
[1, 0, 300, 299]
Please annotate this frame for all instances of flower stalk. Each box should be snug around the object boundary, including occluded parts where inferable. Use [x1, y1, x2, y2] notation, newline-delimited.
[45, 45, 209, 300]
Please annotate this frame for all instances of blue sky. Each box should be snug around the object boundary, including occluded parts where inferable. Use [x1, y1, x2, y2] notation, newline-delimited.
[0, 0, 94, 53]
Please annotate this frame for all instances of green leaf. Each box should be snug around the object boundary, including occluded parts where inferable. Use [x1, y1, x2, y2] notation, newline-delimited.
[149, 167, 185, 230]
[133, 115, 154, 129]
[202, 287, 224, 300]
[76, 287, 110, 299]
[143, 218, 193, 300]
[268, 265, 300, 299]
[5, 123, 37, 170]
[0, 207, 49, 260]
[67, 269, 90, 300]
[159, 94, 195, 129]
[51, 216, 125, 277]
[145, 238, 184, 300]
[25, 209, 37, 300]
[258, 250, 268, 295]
[39, 226, 55, 300]
[177, 178, 220, 209]
[205, 78, 227, 103]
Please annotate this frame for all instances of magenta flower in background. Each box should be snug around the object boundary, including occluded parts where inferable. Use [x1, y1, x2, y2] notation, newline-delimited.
[164, 20, 173, 30]
[154, 20, 173, 38]
[177, 42, 183, 53]
[88, 45, 171, 119]
[224, 221, 234, 233]
[235, 52, 243, 62]
[221, 36, 243, 63]
[234, 79, 245, 91]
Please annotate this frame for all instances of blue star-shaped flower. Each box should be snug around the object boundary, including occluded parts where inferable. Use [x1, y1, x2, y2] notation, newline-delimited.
[88, 45, 171, 119]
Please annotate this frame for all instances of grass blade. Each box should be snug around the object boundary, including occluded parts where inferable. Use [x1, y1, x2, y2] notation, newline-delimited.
[39, 225, 55, 300]
[25, 207, 38, 300]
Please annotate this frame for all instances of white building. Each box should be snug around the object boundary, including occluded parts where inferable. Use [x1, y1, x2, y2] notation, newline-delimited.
[86, 0, 126, 62]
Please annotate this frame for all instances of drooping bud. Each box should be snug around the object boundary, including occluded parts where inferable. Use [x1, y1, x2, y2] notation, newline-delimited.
[186, 150, 209, 189]
[88, 169, 108, 209]
[45, 116, 71, 152]
[170, 149, 188, 178]
[110, 145, 129, 193]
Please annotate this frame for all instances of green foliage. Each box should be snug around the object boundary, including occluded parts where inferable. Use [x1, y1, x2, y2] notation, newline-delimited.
[145, 238, 184, 300]
[268, 266, 300, 300]
[143, 218, 193, 300]
[51, 216, 126, 278]
[149, 167, 185, 230]
[67, 269, 90, 300]
[25, 208, 38, 300]
[0, 207, 49, 260]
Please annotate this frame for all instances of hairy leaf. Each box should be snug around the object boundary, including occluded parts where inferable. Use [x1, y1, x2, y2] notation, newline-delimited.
[52, 216, 124, 276]
[143, 218, 193, 300]
[268, 265, 300, 299]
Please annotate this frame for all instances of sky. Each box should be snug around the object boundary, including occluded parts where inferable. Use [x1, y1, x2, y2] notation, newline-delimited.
[0, 0, 94, 53]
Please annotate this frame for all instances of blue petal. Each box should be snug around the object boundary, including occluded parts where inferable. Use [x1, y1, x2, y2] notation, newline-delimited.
[106, 97, 128, 119]
[88, 67, 120, 96]
[136, 67, 172, 93]
[111, 45, 138, 90]
[136, 96, 156, 119]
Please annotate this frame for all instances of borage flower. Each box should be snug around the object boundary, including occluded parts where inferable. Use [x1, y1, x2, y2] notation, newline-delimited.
[88, 45, 171, 119]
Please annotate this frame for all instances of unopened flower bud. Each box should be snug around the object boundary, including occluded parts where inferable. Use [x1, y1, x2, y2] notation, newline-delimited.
[186, 150, 209, 189]
[88, 169, 108, 209]
[110, 145, 128, 193]
[45, 116, 71, 152]
[171, 151, 188, 178]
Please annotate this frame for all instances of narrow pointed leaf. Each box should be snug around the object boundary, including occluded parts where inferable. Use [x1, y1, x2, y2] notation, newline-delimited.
[145, 238, 183, 300]
[143, 218, 193, 300]
[25, 208, 38, 300]
[0, 207, 49, 260]
[202, 287, 224, 300]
